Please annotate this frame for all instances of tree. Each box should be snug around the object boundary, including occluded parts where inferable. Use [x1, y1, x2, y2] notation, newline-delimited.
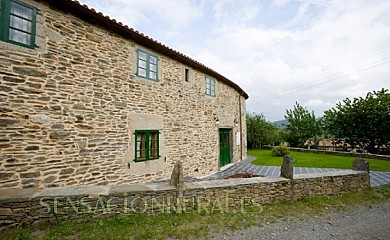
[284, 102, 322, 147]
[324, 88, 390, 154]
[247, 112, 281, 149]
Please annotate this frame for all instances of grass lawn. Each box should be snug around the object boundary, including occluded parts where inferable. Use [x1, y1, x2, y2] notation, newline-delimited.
[249, 149, 390, 171]
[3, 185, 390, 240]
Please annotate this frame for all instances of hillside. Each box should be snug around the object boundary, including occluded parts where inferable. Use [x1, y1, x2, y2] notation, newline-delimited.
[272, 119, 288, 129]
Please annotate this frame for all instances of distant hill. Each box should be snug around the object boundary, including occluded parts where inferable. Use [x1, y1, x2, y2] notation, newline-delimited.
[273, 117, 323, 130]
[273, 119, 288, 129]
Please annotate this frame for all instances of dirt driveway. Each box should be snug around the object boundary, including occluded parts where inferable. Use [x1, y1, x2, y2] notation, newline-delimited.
[209, 201, 390, 240]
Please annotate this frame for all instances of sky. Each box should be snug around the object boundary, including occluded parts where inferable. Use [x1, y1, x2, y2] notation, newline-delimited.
[79, 0, 390, 121]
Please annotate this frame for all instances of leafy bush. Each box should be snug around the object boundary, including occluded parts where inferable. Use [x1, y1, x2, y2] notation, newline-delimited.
[272, 145, 290, 157]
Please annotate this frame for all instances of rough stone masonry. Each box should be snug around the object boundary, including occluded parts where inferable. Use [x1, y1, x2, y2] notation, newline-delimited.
[0, 0, 248, 189]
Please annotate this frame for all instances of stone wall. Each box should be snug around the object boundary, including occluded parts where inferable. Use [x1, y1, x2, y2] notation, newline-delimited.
[0, 170, 370, 230]
[0, 0, 247, 188]
[288, 148, 390, 161]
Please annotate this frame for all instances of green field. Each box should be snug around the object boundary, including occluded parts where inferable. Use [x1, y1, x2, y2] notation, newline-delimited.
[249, 149, 390, 171]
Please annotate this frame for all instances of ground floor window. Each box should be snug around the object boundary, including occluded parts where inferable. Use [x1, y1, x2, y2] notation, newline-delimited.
[134, 130, 159, 161]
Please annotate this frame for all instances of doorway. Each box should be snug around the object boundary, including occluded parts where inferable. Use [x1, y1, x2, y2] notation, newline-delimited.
[219, 129, 231, 167]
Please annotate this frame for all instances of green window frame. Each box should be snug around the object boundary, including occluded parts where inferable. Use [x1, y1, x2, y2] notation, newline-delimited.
[134, 130, 160, 162]
[205, 76, 216, 96]
[137, 50, 159, 81]
[0, 0, 37, 48]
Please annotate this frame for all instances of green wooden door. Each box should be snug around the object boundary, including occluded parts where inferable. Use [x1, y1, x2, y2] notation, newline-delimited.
[219, 129, 231, 167]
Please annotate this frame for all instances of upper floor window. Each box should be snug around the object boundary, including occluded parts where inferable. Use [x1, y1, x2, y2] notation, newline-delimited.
[205, 76, 216, 96]
[0, 0, 36, 48]
[184, 68, 189, 82]
[134, 130, 160, 161]
[137, 50, 158, 81]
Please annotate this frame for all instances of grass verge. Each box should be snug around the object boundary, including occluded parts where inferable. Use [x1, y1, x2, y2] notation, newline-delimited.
[249, 149, 390, 171]
[2, 185, 389, 240]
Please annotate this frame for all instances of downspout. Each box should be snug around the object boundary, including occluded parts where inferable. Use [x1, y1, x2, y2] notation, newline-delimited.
[238, 95, 243, 161]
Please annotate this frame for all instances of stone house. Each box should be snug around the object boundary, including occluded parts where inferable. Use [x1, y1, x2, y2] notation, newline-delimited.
[0, 0, 248, 189]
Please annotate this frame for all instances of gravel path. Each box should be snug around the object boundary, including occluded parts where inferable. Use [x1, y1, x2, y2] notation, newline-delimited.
[209, 201, 390, 240]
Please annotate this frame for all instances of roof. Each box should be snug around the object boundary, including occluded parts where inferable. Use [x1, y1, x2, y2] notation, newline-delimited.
[42, 0, 249, 99]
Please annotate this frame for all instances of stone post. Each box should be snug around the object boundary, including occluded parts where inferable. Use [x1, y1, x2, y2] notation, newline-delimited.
[352, 158, 369, 173]
[169, 160, 184, 196]
[352, 158, 370, 188]
[280, 155, 294, 180]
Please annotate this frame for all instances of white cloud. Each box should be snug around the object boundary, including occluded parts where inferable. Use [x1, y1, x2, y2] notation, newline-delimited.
[80, 0, 203, 29]
[211, 0, 262, 26]
[342, 66, 359, 80]
[304, 99, 333, 108]
[273, 0, 290, 7]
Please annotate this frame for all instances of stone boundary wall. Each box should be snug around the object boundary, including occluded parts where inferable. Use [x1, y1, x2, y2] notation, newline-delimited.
[288, 147, 390, 161]
[0, 170, 369, 230]
[262, 146, 390, 161]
